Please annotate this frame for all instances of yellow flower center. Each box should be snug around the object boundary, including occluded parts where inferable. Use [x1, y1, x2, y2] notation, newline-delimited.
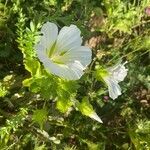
[46, 42, 68, 64]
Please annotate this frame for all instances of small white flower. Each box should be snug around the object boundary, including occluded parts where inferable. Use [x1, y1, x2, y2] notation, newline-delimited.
[102, 62, 128, 100]
[35, 22, 92, 80]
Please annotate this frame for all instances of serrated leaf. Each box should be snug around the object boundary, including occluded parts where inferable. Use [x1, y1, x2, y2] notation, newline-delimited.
[77, 97, 102, 123]
[77, 97, 93, 116]
[23, 77, 40, 93]
[32, 108, 48, 129]
[94, 68, 108, 83]
[58, 79, 78, 94]
[24, 58, 41, 77]
[56, 98, 73, 113]
[23, 78, 33, 87]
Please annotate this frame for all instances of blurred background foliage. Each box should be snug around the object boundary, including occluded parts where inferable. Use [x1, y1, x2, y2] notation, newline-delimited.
[0, 0, 150, 149]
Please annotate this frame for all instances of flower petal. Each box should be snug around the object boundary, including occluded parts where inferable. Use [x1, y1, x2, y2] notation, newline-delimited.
[39, 22, 58, 52]
[53, 46, 92, 67]
[42, 58, 85, 80]
[104, 77, 122, 100]
[54, 25, 82, 55]
[68, 61, 85, 79]
[35, 44, 47, 62]
[65, 46, 92, 66]
[35, 23, 92, 80]
[108, 62, 128, 83]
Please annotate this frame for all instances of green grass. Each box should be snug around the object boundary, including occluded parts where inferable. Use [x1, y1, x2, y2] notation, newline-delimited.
[0, 0, 150, 149]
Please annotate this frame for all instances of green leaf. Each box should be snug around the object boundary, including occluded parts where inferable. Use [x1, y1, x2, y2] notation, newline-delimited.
[76, 97, 102, 123]
[77, 97, 94, 116]
[58, 79, 78, 94]
[34, 144, 47, 150]
[56, 98, 73, 113]
[0, 83, 7, 97]
[24, 58, 41, 77]
[82, 139, 105, 150]
[30, 21, 35, 32]
[94, 68, 108, 82]
[23, 77, 41, 93]
[23, 78, 33, 87]
[56, 79, 78, 113]
[32, 108, 48, 129]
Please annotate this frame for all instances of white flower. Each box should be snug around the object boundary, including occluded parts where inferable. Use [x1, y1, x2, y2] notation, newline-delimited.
[35, 22, 92, 80]
[102, 62, 128, 100]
